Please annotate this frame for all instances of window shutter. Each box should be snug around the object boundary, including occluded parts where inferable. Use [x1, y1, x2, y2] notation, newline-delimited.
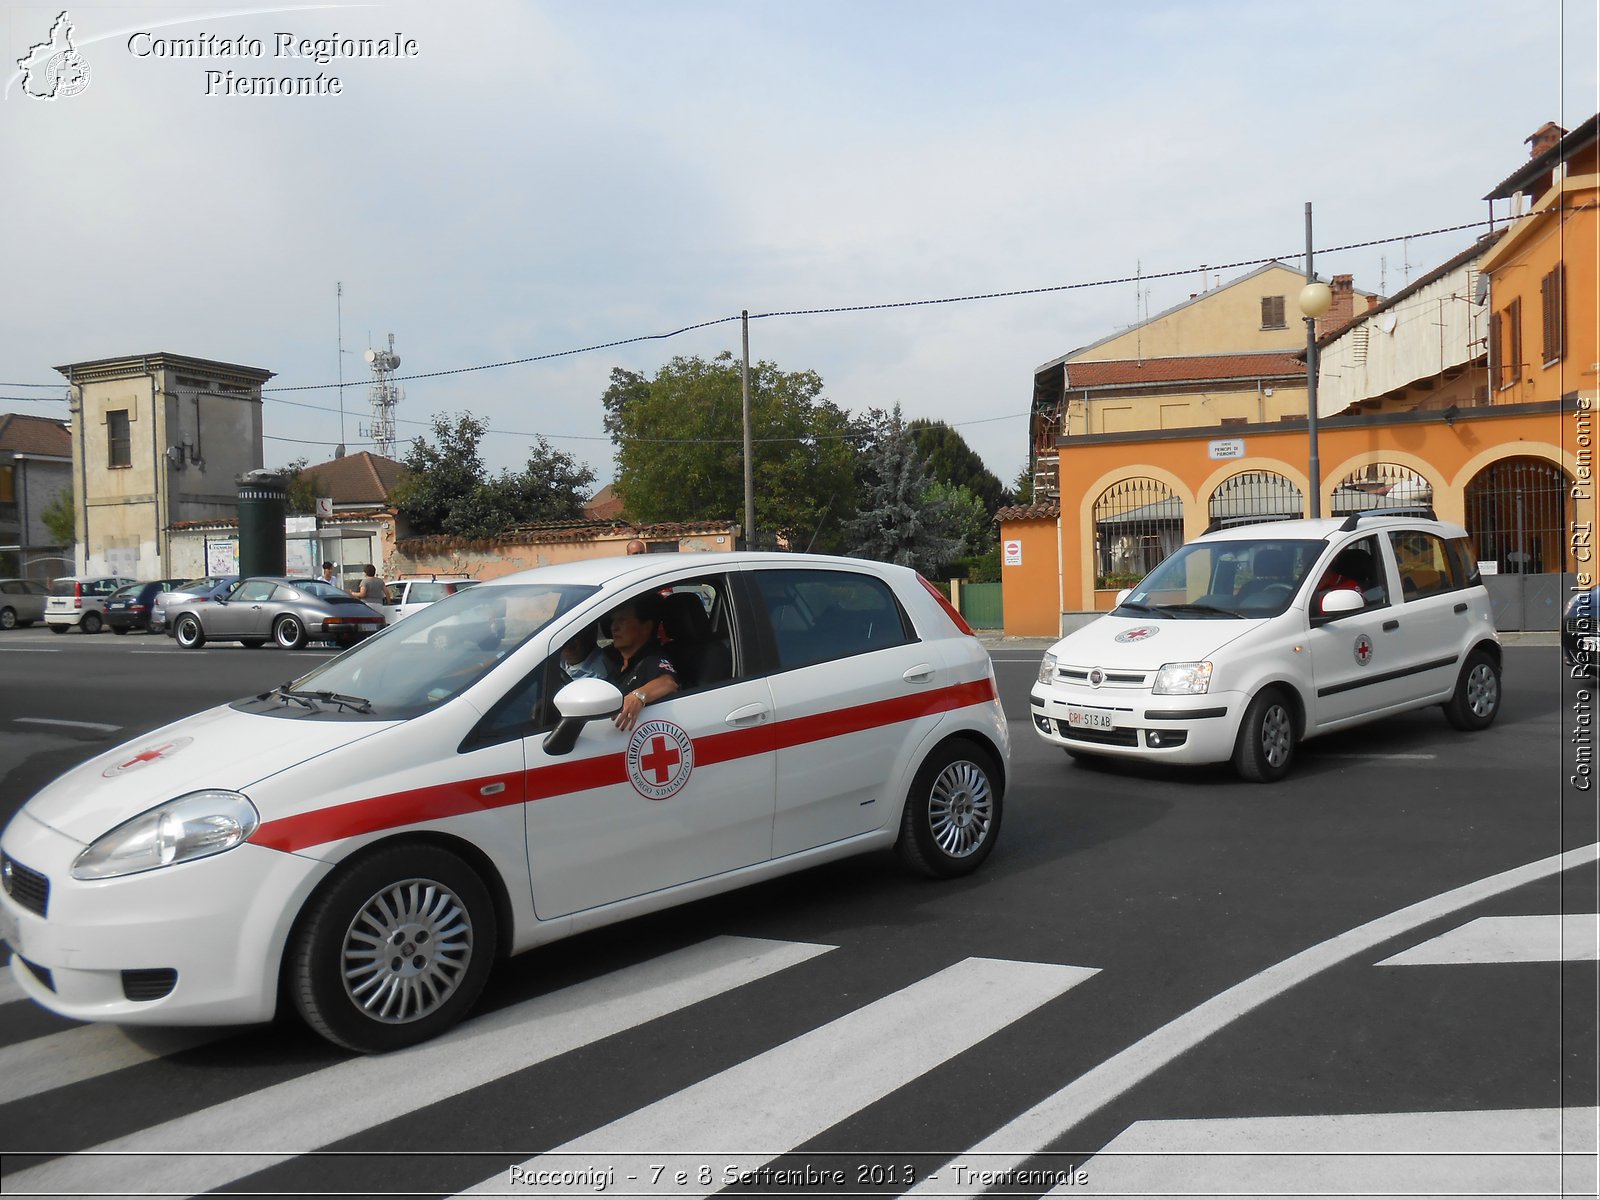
[1488, 311, 1503, 389]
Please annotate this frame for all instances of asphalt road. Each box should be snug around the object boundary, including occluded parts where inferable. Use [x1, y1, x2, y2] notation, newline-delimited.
[0, 627, 1593, 1198]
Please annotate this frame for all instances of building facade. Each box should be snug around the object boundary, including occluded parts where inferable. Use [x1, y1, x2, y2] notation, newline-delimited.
[57, 352, 272, 578]
[0, 413, 73, 580]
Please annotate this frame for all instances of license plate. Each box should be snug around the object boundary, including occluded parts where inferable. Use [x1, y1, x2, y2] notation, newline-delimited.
[1065, 707, 1115, 730]
[0, 903, 19, 954]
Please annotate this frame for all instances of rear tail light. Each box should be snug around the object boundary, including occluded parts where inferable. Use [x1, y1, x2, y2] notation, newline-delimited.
[74, 581, 83, 610]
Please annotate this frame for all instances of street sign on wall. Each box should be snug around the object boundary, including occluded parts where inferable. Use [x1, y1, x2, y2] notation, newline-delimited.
[1004, 539, 1023, 566]
[1207, 438, 1246, 460]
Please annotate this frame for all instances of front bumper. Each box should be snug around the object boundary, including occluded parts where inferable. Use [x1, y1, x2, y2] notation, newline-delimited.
[1029, 683, 1243, 765]
[0, 809, 332, 1026]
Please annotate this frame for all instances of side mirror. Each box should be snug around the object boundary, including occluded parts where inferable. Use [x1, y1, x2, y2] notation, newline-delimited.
[542, 679, 623, 756]
[1319, 589, 1364, 616]
[1115, 588, 1133, 605]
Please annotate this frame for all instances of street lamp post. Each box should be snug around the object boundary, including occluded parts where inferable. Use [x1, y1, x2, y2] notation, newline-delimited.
[1299, 201, 1333, 518]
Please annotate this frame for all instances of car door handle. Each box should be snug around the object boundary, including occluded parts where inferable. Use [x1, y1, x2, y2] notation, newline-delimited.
[725, 703, 768, 727]
[1383, 619, 1400, 631]
[1454, 602, 1469, 614]
[903, 664, 935, 684]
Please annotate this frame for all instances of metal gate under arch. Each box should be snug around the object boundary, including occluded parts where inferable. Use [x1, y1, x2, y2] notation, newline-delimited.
[1330, 462, 1434, 515]
[1463, 457, 1570, 574]
[1094, 477, 1183, 588]
[1208, 470, 1304, 529]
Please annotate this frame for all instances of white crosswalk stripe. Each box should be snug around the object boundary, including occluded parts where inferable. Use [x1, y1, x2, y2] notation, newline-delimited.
[1379, 913, 1600, 965]
[1060, 1107, 1599, 1196]
[6, 935, 831, 1199]
[0, 1023, 226, 1105]
[460, 957, 1099, 1199]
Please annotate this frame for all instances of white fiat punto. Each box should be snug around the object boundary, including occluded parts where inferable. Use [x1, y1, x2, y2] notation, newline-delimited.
[1031, 512, 1501, 782]
[0, 554, 1007, 1052]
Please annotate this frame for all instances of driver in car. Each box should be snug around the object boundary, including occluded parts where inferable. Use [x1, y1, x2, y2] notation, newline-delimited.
[605, 592, 679, 733]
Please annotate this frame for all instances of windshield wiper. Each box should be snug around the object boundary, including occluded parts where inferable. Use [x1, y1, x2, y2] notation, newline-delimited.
[258, 683, 319, 711]
[1114, 600, 1160, 614]
[1155, 602, 1242, 618]
[302, 690, 373, 713]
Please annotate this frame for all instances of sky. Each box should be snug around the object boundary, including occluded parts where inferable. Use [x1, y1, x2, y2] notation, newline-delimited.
[2, 0, 1597, 497]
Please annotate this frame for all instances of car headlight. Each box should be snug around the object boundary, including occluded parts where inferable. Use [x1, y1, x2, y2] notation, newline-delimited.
[1038, 652, 1058, 685]
[1152, 661, 1213, 695]
[71, 790, 260, 880]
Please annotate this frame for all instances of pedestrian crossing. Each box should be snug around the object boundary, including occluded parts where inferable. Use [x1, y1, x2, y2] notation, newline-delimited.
[0, 891, 1592, 1200]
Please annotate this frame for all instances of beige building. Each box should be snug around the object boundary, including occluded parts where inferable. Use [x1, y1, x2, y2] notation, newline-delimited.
[57, 352, 273, 578]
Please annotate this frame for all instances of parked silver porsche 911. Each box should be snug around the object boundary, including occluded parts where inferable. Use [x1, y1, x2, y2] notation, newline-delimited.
[166, 577, 385, 650]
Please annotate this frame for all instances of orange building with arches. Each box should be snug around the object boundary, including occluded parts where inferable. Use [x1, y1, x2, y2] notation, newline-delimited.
[1002, 116, 1596, 637]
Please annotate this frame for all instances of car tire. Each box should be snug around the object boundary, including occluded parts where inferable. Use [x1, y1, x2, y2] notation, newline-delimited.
[80, 612, 102, 635]
[0, 607, 15, 631]
[1443, 648, 1501, 732]
[1232, 686, 1295, 783]
[274, 616, 307, 650]
[174, 614, 206, 649]
[290, 844, 497, 1053]
[895, 738, 1002, 879]
[111, 625, 128, 635]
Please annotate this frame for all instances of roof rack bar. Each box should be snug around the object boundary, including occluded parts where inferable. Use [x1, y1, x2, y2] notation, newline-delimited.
[1337, 506, 1437, 532]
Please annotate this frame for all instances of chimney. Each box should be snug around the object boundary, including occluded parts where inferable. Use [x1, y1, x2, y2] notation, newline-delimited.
[1316, 274, 1356, 338]
[1526, 121, 1565, 159]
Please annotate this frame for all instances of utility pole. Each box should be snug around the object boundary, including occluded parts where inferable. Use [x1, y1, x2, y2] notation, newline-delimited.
[741, 310, 754, 549]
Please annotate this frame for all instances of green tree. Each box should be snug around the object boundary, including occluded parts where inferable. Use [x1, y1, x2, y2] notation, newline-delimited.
[602, 354, 861, 551]
[927, 480, 991, 556]
[277, 457, 316, 516]
[41, 488, 74, 546]
[844, 406, 964, 574]
[907, 419, 1007, 516]
[1010, 465, 1035, 506]
[394, 413, 594, 539]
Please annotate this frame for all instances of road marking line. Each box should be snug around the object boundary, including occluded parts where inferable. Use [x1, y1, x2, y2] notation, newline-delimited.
[906, 841, 1600, 1198]
[461, 957, 1099, 1198]
[13, 717, 121, 733]
[0, 648, 60, 653]
[1379, 914, 1599, 965]
[0, 1023, 225, 1106]
[1063, 1107, 1598, 1197]
[7, 935, 831, 1198]
[1319, 752, 1437, 760]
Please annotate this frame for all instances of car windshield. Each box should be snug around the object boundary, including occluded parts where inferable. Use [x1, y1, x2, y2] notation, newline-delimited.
[1115, 538, 1327, 619]
[278, 582, 598, 717]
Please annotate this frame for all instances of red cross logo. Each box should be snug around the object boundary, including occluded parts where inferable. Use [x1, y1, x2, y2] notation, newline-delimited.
[1354, 635, 1374, 666]
[626, 720, 694, 800]
[101, 736, 193, 777]
[640, 735, 681, 784]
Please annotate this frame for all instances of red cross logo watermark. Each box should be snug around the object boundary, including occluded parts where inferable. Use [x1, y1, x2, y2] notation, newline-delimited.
[1353, 634, 1374, 667]
[101, 736, 194, 778]
[1115, 626, 1158, 644]
[626, 719, 694, 800]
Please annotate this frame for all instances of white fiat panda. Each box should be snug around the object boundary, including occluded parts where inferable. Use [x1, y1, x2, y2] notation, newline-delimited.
[1031, 512, 1501, 782]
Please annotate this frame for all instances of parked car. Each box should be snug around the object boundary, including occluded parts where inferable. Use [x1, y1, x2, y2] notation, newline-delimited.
[1031, 512, 1501, 782]
[151, 575, 239, 634]
[1564, 584, 1597, 674]
[165, 576, 384, 650]
[382, 575, 480, 624]
[105, 579, 189, 634]
[0, 579, 49, 630]
[0, 553, 1006, 1052]
[44, 576, 135, 634]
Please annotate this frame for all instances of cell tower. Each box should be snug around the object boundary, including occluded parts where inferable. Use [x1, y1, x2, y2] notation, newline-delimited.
[360, 334, 404, 458]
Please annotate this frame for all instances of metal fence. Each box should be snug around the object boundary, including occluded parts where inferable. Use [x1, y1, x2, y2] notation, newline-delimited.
[1093, 477, 1183, 588]
[1330, 462, 1434, 514]
[1207, 470, 1304, 528]
[1463, 456, 1570, 575]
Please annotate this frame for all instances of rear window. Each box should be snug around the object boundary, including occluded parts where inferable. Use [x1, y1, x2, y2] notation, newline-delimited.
[50, 579, 78, 597]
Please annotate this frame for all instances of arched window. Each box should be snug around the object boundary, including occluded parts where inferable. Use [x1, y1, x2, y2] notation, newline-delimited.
[1330, 463, 1434, 515]
[1463, 457, 1570, 575]
[1094, 478, 1183, 589]
[1208, 470, 1304, 529]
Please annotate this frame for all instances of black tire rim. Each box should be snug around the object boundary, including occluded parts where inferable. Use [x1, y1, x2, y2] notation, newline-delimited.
[278, 618, 302, 647]
[339, 877, 474, 1024]
[177, 618, 200, 646]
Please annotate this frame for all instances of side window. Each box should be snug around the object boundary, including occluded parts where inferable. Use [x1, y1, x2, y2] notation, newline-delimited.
[1316, 535, 1390, 610]
[234, 580, 277, 603]
[467, 654, 563, 748]
[410, 583, 445, 604]
[753, 569, 912, 671]
[1388, 530, 1458, 600]
[1447, 537, 1483, 587]
[1, 582, 20, 595]
[384, 583, 404, 605]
